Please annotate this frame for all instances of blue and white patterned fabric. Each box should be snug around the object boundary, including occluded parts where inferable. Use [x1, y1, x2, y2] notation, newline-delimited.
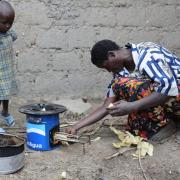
[107, 42, 180, 97]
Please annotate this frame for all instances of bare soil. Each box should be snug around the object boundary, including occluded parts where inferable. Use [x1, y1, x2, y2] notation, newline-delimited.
[0, 97, 180, 180]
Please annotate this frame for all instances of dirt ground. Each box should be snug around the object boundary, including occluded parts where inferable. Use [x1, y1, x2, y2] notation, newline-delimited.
[0, 97, 180, 180]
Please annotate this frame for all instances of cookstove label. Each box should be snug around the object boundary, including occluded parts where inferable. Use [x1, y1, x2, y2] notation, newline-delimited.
[27, 141, 43, 149]
[27, 123, 46, 136]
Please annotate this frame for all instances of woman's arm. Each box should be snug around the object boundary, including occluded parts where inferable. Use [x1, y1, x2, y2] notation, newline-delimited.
[66, 96, 116, 134]
[107, 92, 170, 116]
[132, 92, 170, 111]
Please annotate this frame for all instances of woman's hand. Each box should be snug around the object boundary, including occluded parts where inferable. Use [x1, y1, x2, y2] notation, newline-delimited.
[65, 126, 77, 135]
[106, 100, 135, 116]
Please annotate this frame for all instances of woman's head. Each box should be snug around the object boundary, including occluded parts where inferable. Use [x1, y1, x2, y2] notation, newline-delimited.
[91, 40, 133, 73]
[0, 1, 15, 33]
[91, 39, 120, 66]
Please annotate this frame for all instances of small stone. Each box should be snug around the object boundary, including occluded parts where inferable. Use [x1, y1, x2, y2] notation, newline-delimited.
[82, 97, 88, 103]
[171, 146, 177, 151]
[61, 171, 67, 179]
[177, 167, 180, 174]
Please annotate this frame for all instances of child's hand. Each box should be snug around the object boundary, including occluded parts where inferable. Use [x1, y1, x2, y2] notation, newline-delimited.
[106, 100, 134, 116]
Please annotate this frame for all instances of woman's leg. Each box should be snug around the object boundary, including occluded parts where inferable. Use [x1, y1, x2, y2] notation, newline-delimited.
[112, 77, 175, 139]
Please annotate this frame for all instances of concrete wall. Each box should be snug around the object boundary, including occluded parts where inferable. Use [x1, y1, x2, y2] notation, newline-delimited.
[10, 0, 180, 99]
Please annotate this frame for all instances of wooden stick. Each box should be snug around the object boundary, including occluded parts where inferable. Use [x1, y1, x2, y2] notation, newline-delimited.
[82, 144, 85, 155]
[138, 149, 148, 180]
[104, 147, 136, 160]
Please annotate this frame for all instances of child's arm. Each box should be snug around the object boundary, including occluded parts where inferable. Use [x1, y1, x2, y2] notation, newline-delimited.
[9, 29, 17, 41]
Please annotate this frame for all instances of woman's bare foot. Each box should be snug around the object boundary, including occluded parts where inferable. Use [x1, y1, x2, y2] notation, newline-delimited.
[175, 124, 180, 143]
[172, 116, 180, 143]
[176, 131, 180, 142]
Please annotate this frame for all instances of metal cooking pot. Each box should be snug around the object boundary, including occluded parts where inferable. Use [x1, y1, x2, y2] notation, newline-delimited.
[0, 133, 25, 175]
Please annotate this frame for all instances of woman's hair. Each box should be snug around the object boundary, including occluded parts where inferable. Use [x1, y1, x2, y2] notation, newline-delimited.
[91, 39, 120, 66]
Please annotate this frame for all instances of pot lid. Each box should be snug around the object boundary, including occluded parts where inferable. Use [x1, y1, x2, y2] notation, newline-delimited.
[19, 103, 67, 115]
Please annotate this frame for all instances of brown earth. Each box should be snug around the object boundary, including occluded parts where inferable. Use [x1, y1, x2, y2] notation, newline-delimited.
[0, 97, 180, 180]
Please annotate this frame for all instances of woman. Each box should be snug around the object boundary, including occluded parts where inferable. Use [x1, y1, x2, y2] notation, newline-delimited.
[67, 40, 179, 141]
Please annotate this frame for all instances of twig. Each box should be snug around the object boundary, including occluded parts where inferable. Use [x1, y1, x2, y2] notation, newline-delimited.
[138, 149, 148, 180]
[60, 122, 77, 128]
[54, 132, 89, 144]
[88, 135, 91, 144]
[0, 132, 25, 141]
[82, 143, 85, 155]
[82, 119, 108, 136]
[54, 132, 80, 143]
[3, 127, 26, 130]
[104, 147, 136, 160]
[82, 125, 102, 136]
[25, 150, 35, 154]
[102, 118, 124, 127]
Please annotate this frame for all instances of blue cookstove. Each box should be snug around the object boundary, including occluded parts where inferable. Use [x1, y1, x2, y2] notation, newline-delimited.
[19, 103, 66, 151]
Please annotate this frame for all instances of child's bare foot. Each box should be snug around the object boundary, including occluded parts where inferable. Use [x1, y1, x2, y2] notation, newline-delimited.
[0, 112, 15, 127]
[150, 121, 176, 142]
[0, 128, 5, 133]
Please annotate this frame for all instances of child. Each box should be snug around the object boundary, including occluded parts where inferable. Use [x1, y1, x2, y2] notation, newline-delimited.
[67, 40, 179, 141]
[0, 1, 17, 128]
